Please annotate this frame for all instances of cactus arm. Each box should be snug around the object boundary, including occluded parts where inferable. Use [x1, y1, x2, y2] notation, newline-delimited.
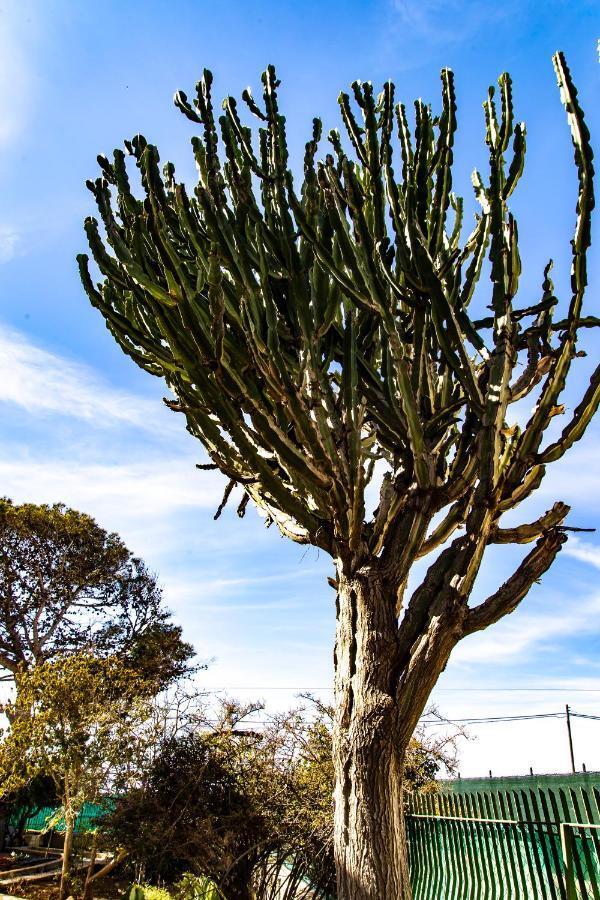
[490, 501, 570, 544]
[429, 69, 457, 257]
[417, 493, 473, 558]
[503, 122, 526, 200]
[396, 531, 471, 667]
[551, 315, 600, 331]
[80, 55, 595, 590]
[464, 527, 568, 634]
[338, 90, 368, 166]
[554, 51, 595, 329]
[537, 363, 600, 464]
[503, 51, 595, 493]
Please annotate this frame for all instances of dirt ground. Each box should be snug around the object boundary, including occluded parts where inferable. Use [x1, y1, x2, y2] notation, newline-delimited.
[3, 872, 129, 899]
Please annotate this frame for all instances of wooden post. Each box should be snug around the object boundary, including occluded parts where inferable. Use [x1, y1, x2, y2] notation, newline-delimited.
[566, 705, 576, 774]
[560, 822, 577, 900]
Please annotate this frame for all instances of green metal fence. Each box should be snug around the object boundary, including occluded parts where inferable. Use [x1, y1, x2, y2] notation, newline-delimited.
[407, 786, 600, 899]
[10, 800, 111, 834]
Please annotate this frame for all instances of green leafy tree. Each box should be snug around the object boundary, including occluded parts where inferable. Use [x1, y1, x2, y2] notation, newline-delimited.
[0, 654, 153, 900]
[107, 725, 268, 898]
[0, 499, 194, 689]
[78, 52, 596, 898]
[106, 699, 457, 898]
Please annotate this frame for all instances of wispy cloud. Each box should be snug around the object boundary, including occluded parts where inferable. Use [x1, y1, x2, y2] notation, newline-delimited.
[0, 3, 40, 148]
[0, 456, 224, 518]
[454, 590, 600, 665]
[390, 0, 512, 45]
[196, 600, 305, 613]
[0, 226, 20, 263]
[564, 537, 600, 570]
[169, 568, 320, 599]
[0, 325, 171, 431]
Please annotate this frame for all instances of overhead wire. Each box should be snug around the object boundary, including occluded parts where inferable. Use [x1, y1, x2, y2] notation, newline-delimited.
[200, 685, 600, 692]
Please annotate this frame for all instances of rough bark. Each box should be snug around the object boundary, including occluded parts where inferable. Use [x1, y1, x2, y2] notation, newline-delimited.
[82, 830, 98, 900]
[333, 568, 412, 899]
[59, 807, 75, 900]
[87, 849, 128, 885]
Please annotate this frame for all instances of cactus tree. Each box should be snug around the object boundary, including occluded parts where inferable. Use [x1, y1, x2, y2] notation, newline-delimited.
[79, 53, 596, 899]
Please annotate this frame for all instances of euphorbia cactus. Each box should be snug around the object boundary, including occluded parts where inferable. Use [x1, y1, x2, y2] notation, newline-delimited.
[79, 52, 596, 899]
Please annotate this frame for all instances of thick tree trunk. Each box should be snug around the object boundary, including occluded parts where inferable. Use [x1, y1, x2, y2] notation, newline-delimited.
[333, 567, 412, 900]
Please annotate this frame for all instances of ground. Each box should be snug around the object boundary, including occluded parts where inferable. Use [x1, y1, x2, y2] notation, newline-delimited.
[3, 872, 129, 899]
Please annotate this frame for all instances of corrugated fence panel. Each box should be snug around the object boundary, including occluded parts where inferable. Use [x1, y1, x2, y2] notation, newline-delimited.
[11, 800, 112, 834]
[407, 783, 600, 899]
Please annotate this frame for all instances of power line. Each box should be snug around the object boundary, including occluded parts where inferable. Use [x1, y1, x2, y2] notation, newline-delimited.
[437, 688, 600, 693]
[198, 710, 600, 728]
[421, 710, 600, 726]
[197, 709, 600, 726]
[421, 713, 566, 725]
[201, 686, 600, 692]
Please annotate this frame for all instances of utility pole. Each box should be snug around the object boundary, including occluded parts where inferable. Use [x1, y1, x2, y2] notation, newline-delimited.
[566, 704, 576, 774]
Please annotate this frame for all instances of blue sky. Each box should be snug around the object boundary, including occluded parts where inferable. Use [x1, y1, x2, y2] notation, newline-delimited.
[0, 0, 599, 776]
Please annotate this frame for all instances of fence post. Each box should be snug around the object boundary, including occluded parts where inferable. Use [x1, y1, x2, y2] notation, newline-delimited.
[560, 822, 577, 900]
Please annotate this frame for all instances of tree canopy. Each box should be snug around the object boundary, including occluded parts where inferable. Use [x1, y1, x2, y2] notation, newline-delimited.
[0, 498, 194, 687]
[78, 54, 596, 570]
[106, 699, 455, 898]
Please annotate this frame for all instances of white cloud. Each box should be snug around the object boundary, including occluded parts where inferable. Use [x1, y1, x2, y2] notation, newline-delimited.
[168, 568, 319, 597]
[0, 325, 170, 431]
[563, 536, 600, 570]
[0, 456, 225, 536]
[0, 226, 20, 263]
[390, 0, 510, 44]
[453, 590, 600, 665]
[540, 443, 600, 506]
[0, 3, 39, 148]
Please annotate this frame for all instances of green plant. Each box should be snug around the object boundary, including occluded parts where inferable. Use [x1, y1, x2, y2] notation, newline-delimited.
[0, 655, 154, 900]
[122, 887, 147, 900]
[173, 873, 225, 900]
[142, 886, 174, 900]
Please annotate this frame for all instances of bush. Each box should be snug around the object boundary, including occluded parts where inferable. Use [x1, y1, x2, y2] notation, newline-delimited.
[173, 873, 225, 899]
[143, 887, 175, 900]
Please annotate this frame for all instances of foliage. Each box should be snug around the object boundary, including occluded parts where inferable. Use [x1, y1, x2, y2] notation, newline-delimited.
[0, 653, 155, 899]
[141, 887, 175, 900]
[173, 873, 225, 900]
[106, 696, 455, 897]
[0, 498, 194, 688]
[106, 726, 265, 893]
[0, 654, 152, 799]
[4, 772, 58, 844]
[78, 55, 595, 583]
[122, 888, 148, 900]
[122, 877, 224, 900]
